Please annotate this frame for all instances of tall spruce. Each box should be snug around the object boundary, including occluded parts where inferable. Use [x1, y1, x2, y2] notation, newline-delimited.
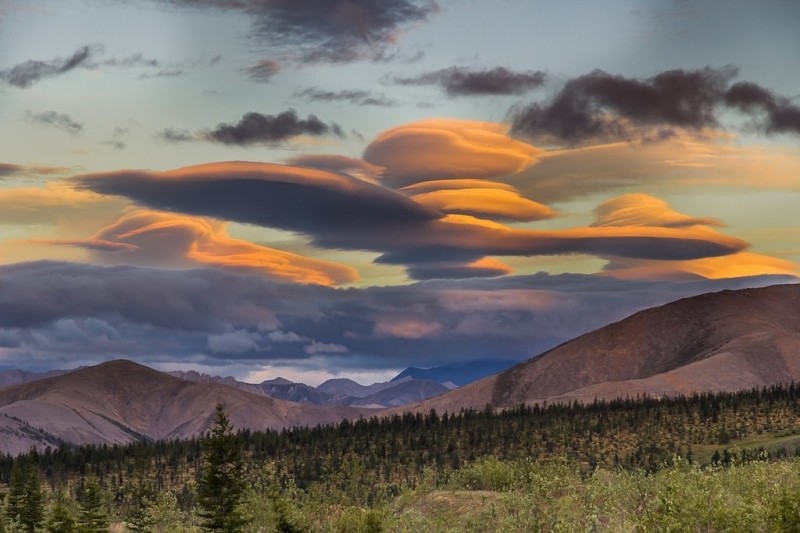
[197, 404, 248, 532]
[5, 462, 26, 524]
[21, 465, 44, 533]
[77, 477, 108, 533]
[4, 460, 44, 533]
[46, 494, 76, 533]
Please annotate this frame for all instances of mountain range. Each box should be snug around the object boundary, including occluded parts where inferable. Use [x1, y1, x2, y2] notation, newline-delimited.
[1, 283, 798, 455]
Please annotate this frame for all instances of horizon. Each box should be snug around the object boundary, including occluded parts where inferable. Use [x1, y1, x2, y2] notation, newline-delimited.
[0, 0, 798, 383]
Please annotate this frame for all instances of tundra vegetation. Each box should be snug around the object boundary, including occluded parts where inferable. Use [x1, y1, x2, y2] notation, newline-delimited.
[3, 385, 800, 531]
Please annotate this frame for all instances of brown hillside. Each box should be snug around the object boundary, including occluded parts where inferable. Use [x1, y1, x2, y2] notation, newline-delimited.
[0, 360, 369, 453]
[392, 283, 800, 414]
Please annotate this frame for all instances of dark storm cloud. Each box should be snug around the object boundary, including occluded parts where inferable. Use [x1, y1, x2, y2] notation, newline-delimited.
[25, 110, 83, 135]
[294, 88, 398, 107]
[511, 66, 738, 143]
[0, 260, 791, 372]
[724, 82, 800, 135]
[162, 110, 345, 145]
[0, 46, 96, 88]
[394, 66, 546, 96]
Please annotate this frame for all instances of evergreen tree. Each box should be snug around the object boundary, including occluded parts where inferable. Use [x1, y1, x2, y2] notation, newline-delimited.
[5, 463, 26, 523]
[20, 465, 44, 533]
[4, 460, 44, 533]
[197, 404, 248, 532]
[46, 495, 76, 533]
[76, 477, 108, 533]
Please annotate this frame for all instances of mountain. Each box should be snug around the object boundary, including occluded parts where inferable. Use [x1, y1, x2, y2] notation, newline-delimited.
[171, 371, 438, 407]
[0, 368, 69, 390]
[260, 382, 333, 405]
[349, 379, 450, 408]
[0, 360, 367, 455]
[393, 283, 800, 414]
[168, 370, 267, 396]
[391, 359, 519, 387]
[316, 377, 401, 400]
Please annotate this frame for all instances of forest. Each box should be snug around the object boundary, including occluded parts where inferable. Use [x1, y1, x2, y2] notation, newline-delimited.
[3, 384, 800, 531]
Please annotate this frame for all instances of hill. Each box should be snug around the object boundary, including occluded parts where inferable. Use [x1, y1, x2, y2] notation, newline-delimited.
[0, 360, 367, 454]
[395, 283, 800, 413]
[391, 359, 518, 387]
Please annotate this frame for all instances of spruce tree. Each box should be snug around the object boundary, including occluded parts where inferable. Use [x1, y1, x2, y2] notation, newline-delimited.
[20, 466, 44, 533]
[46, 495, 76, 533]
[76, 477, 108, 533]
[197, 404, 248, 532]
[5, 462, 26, 524]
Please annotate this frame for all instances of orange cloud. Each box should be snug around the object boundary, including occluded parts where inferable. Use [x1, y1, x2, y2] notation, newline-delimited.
[363, 118, 541, 185]
[85, 210, 359, 286]
[426, 213, 748, 260]
[403, 185, 557, 222]
[505, 131, 800, 203]
[593, 193, 723, 228]
[602, 252, 799, 280]
[0, 183, 125, 226]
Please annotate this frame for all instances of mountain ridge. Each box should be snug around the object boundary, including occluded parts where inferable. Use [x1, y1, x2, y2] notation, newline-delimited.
[390, 283, 800, 414]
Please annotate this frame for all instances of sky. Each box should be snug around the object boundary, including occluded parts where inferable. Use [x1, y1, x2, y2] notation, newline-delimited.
[0, 0, 798, 385]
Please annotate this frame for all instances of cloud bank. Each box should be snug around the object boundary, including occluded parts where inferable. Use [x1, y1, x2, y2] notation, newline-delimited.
[0, 260, 790, 374]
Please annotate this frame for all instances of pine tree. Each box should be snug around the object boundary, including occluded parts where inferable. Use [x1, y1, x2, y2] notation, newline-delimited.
[197, 404, 248, 532]
[76, 477, 108, 533]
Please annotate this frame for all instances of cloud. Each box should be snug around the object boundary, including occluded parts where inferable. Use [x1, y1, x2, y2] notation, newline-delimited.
[363, 119, 541, 186]
[0, 260, 791, 373]
[510, 66, 738, 144]
[268, 330, 307, 343]
[24, 110, 83, 135]
[148, 0, 438, 64]
[0, 163, 24, 178]
[208, 330, 262, 354]
[305, 341, 349, 355]
[75, 160, 755, 280]
[284, 154, 385, 183]
[393, 66, 546, 96]
[102, 126, 130, 150]
[503, 131, 800, 203]
[160, 128, 194, 143]
[161, 110, 345, 145]
[592, 193, 723, 229]
[0, 45, 215, 88]
[509, 67, 800, 144]
[400, 180, 557, 222]
[602, 252, 800, 281]
[0, 183, 124, 226]
[244, 0, 438, 64]
[0, 45, 96, 88]
[73, 209, 360, 286]
[244, 60, 280, 82]
[75, 161, 439, 240]
[293, 87, 398, 106]
[724, 82, 800, 135]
